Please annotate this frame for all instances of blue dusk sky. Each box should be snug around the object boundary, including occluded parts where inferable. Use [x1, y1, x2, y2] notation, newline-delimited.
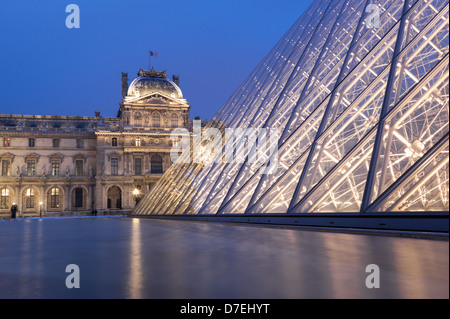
[0, 0, 313, 120]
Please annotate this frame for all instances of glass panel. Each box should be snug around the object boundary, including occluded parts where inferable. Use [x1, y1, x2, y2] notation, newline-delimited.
[371, 141, 449, 212]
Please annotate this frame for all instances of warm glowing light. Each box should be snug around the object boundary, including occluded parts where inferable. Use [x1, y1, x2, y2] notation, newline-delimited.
[132, 188, 140, 196]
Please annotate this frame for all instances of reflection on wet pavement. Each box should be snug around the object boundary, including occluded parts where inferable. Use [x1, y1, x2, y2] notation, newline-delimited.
[0, 217, 448, 298]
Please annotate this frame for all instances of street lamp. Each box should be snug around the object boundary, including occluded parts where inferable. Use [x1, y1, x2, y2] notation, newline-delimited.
[132, 188, 141, 206]
[39, 201, 43, 217]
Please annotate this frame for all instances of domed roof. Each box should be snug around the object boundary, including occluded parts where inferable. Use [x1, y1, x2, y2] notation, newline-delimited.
[127, 68, 183, 99]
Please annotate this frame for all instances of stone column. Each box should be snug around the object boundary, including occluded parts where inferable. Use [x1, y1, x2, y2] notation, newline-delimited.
[40, 182, 46, 217]
[14, 180, 21, 217]
[64, 182, 71, 212]
[127, 153, 132, 175]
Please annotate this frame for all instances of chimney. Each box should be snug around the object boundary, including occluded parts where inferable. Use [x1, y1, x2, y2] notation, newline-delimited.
[95, 110, 101, 117]
[122, 72, 129, 97]
[173, 75, 180, 86]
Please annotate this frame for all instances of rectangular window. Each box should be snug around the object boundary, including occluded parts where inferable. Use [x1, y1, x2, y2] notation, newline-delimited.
[28, 138, 35, 147]
[135, 137, 141, 147]
[75, 159, 84, 176]
[151, 155, 163, 174]
[53, 138, 60, 148]
[51, 160, 60, 176]
[153, 113, 160, 128]
[171, 114, 179, 128]
[76, 139, 83, 148]
[3, 138, 10, 147]
[111, 158, 119, 176]
[1, 160, 10, 176]
[135, 158, 142, 176]
[27, 160, 36, 176]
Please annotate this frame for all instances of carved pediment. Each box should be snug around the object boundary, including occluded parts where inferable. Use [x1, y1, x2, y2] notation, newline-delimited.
[24, 152, 40, 163]
[107, 151, 122, 161]
[139, 95, 169, 104]
[128, 92, 186, 106]
[73, 153, 87, 163]
[0, 152, 15, 161]
[49, 153, 64, 163]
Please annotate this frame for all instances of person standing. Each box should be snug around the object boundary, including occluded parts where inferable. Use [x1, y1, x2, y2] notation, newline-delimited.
[10, 205, 17, 219]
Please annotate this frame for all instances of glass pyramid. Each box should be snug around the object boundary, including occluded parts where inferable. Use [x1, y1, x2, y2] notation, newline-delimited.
[134, 0, 449, 216]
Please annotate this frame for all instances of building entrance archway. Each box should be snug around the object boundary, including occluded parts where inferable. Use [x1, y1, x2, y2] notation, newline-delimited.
[107, 186, 122, 209]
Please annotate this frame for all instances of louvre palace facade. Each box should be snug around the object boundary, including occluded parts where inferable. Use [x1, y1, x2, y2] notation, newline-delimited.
[0, 68, 191, 217]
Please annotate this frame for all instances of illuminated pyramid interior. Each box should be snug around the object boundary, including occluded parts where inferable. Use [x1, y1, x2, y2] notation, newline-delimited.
[134, 0, 449, 217]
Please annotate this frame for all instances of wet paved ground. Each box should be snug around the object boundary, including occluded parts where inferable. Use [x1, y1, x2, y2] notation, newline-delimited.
[0, 216, 448, 299]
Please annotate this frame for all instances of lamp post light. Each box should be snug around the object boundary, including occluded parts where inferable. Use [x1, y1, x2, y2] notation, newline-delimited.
[132, 188, 141, 206]
[26, 190, 30, 218]
[39, 201, 43, 217]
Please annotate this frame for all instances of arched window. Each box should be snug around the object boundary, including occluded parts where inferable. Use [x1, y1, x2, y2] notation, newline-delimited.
[0, 188, 10, 209]
[152, 112, 160, 128]
[134, 112, 142, 126]
[151, 154, 163, 173]
[171, 113, 179, 128]
[74, 188, 83, 208]
[49, 187, 60, 209]
[24, 188, 35, 209]
[112, 137, 118, 147]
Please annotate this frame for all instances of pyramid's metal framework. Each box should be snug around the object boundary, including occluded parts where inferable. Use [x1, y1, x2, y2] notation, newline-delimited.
[133, 0, 449, 225]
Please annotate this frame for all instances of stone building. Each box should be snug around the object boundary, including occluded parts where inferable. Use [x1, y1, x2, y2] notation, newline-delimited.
[0, 68, 191, 217]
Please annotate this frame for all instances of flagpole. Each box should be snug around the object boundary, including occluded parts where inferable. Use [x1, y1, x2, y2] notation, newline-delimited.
[148, 50, 157, 70]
